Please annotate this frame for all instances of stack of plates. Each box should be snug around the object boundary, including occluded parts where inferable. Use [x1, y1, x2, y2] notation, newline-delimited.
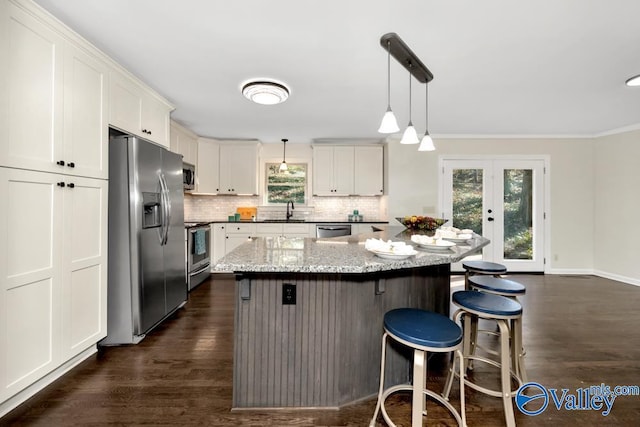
[365, 238, 417, 260]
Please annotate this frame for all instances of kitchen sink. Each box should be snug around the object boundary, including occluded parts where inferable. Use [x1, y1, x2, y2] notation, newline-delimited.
[263, 219, 306, 223]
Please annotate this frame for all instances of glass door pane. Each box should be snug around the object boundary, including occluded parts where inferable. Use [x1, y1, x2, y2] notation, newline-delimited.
[503, 169, 533, 260]
[452, 169, 484, 235]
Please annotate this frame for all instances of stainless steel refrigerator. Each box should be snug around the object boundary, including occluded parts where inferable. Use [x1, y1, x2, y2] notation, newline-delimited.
[101, 135, 187, 345]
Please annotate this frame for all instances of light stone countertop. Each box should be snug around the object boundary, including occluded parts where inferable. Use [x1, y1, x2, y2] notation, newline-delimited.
[214, 226, 490, 274]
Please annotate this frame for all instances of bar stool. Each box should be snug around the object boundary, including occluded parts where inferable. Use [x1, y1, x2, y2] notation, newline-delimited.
[468, 276, 528, 383]
[462, 260, 507, 290]
[370, 308, 467, 427]
[443, 291, 523, 427]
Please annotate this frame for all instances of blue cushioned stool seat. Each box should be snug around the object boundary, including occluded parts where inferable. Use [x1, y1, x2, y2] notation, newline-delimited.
[462, 260, 507, 274]
[469, 276, 526, 296]
[384, 308, 463, 349]
[453, 291, 522, 317]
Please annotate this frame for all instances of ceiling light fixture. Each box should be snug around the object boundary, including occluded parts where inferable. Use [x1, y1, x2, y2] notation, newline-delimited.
[242, 80, 290, 105]
[418, 82, 435, 151]
[378, 41, 400, 133]
[400, 63, 419, 144]
[379, 33, 435, 150]
[626, 74, 640, 87]
[279, 138, 288, 171]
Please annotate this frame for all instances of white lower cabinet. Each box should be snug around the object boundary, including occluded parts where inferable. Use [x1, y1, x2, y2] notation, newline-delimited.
[211, 223, 257, 268]
[0, 167, 107, 402]
[256, 223, 311, 238]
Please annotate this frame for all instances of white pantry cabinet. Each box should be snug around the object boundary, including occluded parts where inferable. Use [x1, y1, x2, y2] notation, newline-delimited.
[0, 168, 107, 402]
[170, 121, 198, 165]
[0, 1, 108, 179]
[195, 139, 260, 195]
[109, 69, 173, 148]
[312, 145, 354, 196]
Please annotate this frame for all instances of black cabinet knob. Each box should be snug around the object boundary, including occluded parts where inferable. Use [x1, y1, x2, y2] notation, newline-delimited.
[68, 183, 75, 189]
[67, 162, 75, 168]
[56, 160, 65, 166]
[57, 182, 65, 187]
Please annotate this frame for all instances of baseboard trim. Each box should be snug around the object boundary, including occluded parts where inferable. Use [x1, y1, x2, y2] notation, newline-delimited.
[593, 270, 640, 287]
[0, 345, 98, 418]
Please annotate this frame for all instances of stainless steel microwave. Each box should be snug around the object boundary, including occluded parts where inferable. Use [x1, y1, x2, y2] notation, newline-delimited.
[183, 162, 195, 191]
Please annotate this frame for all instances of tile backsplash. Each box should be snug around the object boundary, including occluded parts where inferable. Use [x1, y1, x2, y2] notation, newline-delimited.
[184, 194, 388, 222]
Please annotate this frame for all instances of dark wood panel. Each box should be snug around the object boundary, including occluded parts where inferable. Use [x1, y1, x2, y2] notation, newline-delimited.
[2, 273, 639, 426]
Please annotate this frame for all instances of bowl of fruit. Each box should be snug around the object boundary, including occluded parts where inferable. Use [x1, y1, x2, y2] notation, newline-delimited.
[396, 216, 447, 231]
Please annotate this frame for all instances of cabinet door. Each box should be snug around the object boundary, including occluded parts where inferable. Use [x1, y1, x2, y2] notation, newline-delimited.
[196, 139, 220, 194]
[312, 146, 335, 195]
[226, 234, 253, 254]
[354, 146, 383, 195]
[333, 146, 355, 195]
[61, 176, 107, 359]
[211, 224, 226, 264]
[0, 168, 63, 401]
[0, 4, 64, 174]
[140, 92, 170, 148]
[109, 70, 142, 137]
[63, 42, 108, 179]
[219, 144, 258, 195]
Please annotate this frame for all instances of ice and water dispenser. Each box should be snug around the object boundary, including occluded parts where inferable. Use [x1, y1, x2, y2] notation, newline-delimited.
[142, 192, 162, 228]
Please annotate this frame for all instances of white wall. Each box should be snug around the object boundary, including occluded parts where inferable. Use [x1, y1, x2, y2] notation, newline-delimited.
[594, 130, 640, 284]
[387, 137, 595, 272]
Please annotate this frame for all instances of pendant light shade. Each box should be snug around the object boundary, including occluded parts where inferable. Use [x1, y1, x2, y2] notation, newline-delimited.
[378, 41, 400, 133]
[418, 83, 435, 151]
[279, 138, 288, 171]
[400, 65, 419, 144]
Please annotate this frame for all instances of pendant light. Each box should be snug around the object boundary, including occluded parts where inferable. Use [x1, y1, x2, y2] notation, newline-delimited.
[378, 41, 400, 133]
[279, 138, 288, 171]
[400, 63, 419, 144]
[418, 82, 435, 151]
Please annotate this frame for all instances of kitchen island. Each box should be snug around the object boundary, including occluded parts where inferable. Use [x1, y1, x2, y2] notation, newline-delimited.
[215, 227, 489, 409]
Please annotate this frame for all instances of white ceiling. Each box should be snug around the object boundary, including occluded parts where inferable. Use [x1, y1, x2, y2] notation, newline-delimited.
[35, 0, 640, 143]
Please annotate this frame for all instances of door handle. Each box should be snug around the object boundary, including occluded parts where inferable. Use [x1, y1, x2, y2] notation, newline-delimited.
[487, 217, 495, 222]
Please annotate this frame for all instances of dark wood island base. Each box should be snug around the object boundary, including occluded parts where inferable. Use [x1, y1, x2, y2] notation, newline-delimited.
[233, 264, 452, 409]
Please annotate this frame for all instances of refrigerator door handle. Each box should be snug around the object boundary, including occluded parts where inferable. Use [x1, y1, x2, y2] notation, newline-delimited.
[158, 173, 170, 246]
[162, 173, 172, 244]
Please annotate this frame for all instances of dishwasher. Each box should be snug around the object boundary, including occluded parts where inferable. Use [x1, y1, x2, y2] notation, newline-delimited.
[316, 224, 352, 238]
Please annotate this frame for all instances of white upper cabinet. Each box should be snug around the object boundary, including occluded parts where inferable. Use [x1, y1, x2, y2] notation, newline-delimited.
[354, 145, 384, 195]
[313, 144, 384, 196]
[170, 121, 198, 165]
[219, 142, 259, 195]
[0, 2, 108, 179]
[109, 69, 173, 148]
[195, 139, 259, 195]
[196, 137, 220, 193]
[312, 145, 355, 196]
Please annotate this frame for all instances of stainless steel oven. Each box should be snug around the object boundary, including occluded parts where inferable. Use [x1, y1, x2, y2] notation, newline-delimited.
[185, 223, 211, 291]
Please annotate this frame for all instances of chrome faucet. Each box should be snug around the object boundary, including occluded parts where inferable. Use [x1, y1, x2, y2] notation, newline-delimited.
[286, 200, 295, 221]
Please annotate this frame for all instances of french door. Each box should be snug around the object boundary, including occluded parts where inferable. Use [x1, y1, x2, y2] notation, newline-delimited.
[441, 158, 546, 272]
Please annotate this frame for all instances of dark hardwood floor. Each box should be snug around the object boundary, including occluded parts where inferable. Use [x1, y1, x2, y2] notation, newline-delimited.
[2, 274, 639, 426]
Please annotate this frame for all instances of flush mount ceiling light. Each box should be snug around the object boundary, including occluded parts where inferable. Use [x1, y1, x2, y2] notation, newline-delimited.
[242, 80, 290, 105]
[626, 74, 640, 87]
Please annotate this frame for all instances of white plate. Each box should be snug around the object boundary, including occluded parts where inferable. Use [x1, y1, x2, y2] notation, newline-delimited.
[415, 241, 456, 251]
[442, 236, 471, 243]
[369, 249, 417, 260]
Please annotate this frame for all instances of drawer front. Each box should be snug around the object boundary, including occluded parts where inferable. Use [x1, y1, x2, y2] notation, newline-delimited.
[226, 223, 257, 234]
[283, 223, 309, 234]
[256, 223, 283, 234]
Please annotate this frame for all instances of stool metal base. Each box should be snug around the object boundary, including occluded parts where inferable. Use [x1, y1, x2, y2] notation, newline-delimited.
[370, 332, 467, 427]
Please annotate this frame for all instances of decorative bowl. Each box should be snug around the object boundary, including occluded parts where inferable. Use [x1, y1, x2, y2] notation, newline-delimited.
[396, 216, 447, 231]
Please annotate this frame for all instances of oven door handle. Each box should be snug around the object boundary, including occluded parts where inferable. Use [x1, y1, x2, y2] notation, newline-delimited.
[189, 263, 211, 276]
